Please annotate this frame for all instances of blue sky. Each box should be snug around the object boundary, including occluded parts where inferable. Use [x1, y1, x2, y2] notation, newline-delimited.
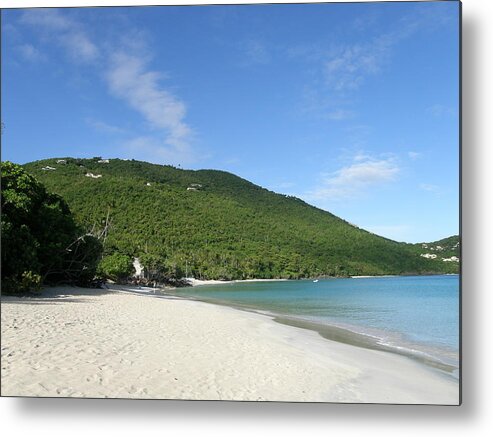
[1, 2, 460, 243]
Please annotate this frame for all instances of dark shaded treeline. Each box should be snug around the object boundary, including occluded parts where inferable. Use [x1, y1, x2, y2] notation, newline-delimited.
[1, 162, 102, 293]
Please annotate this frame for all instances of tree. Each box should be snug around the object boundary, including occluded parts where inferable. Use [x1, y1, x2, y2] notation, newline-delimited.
[139, 253, 167, 282]
[98, 253, 134, 282]
[1, 162, 103, 293]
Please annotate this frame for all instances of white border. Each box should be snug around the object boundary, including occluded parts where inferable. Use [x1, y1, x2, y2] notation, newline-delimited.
[1, 0, 447, 8]
[2, 0, 493, 436]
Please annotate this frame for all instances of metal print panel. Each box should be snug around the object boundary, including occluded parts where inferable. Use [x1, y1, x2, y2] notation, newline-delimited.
[0, 1, 461, 404]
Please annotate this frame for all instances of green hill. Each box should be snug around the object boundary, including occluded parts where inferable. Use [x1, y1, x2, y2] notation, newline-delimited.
[23, 157, 459, 279]
[410, 235, 460, 264]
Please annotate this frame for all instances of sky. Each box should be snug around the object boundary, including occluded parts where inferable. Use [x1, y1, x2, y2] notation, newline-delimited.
[1, 1, 460, 243]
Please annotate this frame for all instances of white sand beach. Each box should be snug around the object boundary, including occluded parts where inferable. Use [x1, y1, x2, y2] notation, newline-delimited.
[1, 286, 459, 403]
[185, 278, 287, 287]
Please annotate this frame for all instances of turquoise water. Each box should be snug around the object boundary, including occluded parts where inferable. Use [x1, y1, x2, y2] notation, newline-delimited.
[176, 275, 460, 374]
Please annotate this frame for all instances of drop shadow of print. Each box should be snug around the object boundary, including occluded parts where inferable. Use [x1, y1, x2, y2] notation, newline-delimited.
[5, 2, 478, 421]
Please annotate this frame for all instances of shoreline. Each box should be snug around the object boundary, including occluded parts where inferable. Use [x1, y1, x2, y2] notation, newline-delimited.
[1, 285, 459, 403]
[183, 274, 459, 286]
[169, 286, 459, 379]
[272, 315, 459, 377]
[83, 276, 461, 377]
[350, 275, 398, 279]
[184, 278, 288, 287]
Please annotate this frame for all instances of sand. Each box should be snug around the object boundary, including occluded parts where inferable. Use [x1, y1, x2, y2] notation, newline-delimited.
[0, 286, 459, 403]
[185, 278, 287, 287]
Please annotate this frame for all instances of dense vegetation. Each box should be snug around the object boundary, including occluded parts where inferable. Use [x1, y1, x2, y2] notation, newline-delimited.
[421, 235, 460, 257]
[1, 162, 103, 293]
[410, 235, 460, 261]
[21, 157, 459, 280]
[97, 253, 134, 282]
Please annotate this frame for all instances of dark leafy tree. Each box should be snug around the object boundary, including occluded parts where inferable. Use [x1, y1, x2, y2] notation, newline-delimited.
[1, 161, 103, 293]
[98, 253, 134, 281]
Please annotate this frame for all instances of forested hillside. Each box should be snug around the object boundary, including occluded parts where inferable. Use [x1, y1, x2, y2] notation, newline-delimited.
[410, 235, 460, 263]
[23, 158, 459, 279]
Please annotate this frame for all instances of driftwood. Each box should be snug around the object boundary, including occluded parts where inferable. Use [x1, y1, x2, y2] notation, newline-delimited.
[42, 209, 112, 285]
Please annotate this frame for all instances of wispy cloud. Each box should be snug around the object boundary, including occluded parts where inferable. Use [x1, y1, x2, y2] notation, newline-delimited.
[300, 86, 355, 121]
[419, 183, 442, 194]
[17, 43, 46, 62]
[20, 8, 73, 31]
[19, 9, 195, 165]
[124, 136, 194, 166]
[294, 33, 394, 120]
[408, 151, 422, 160]
[20, 9, 99, 63]
[85, 118, 126, 134]
[350, 11, 380, 33]
[241, 40, 271, 65]
[305, 154, 400, 201]
[326, 109, 355, 121]
[106, 51, 192, 151]
[323, 4, 455, 93]
[426, 104, 457, 118]
[62, 31, 99, 62]
[323, 37, 392, 92]
[295, 3, 455, 122]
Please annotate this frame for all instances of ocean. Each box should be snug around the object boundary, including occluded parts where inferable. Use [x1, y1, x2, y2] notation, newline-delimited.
[175, 275, 460, 377]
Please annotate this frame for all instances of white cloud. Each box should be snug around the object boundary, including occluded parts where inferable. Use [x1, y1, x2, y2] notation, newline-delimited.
[294, 30, 398, 118]
[351, 12, 379, 33]
[306, 155, 400, 201]
[106, 52, 192, 150]
[323, 36, 392, 92]
[419, 183, 441, 194]
[326, 109, 355, 121]
[20, 9, 194, 164]
[17, 43, 46, 62]
[85, 118, 126, 134]
[302, 4, 454, 97]
[408, 151, 422, 160]
[124, 136, 194, 166]
[21, 9, 72, 31]
[300, 86, 356, 121]
[20, 9, 99, 63]
[62, 31, 99, 62]
[353, 152, 372, 162]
